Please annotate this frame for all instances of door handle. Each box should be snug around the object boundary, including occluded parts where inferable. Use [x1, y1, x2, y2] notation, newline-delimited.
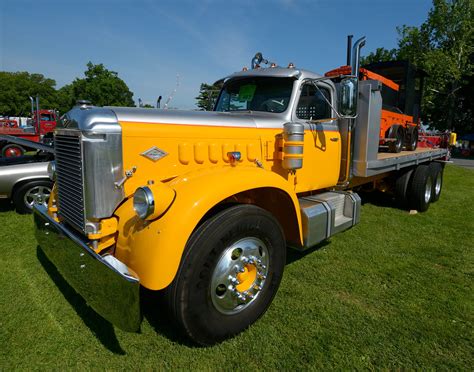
[330, 137, 339, 142]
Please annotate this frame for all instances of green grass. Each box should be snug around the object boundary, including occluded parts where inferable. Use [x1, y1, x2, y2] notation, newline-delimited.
[1, 165, 473, 369]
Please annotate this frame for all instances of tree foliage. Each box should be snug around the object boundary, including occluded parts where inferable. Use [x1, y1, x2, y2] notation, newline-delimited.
[58, 62, 135, 112]
[362, 0, 474, 133]
[0, 62, 136, 116]
[195, 82, 223, 111]
[0, 72, 59, 116]
[361, 47, 398, 66]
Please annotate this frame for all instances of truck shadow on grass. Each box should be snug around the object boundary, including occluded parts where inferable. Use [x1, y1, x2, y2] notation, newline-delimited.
[358, 191, 398, 209]
[140, 289, 198, 347]
[36, 247, 127, 355]
[0, 199, 13, 212]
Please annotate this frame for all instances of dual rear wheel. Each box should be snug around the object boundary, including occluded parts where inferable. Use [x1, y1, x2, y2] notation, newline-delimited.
[395, 162, 444, 212]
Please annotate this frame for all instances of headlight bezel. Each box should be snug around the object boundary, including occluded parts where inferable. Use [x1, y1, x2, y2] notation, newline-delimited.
[47, 161, 56, 181]
[133, 186, 155, 220]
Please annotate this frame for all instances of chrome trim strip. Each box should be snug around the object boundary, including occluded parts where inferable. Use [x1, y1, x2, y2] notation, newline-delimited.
[33, 204, 141, 332]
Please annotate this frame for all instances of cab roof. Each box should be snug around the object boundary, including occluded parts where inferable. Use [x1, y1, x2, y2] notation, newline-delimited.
[222, 66, 323, 82]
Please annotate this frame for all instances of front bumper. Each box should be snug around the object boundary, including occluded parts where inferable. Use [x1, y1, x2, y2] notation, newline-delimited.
[33, 204, 141, 332]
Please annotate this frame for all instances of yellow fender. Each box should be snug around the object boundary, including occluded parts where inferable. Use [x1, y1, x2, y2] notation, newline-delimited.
[114, 165, 302, 290]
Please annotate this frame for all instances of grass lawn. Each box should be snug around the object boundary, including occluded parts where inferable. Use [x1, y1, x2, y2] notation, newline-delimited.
[0, 165, 472, 369]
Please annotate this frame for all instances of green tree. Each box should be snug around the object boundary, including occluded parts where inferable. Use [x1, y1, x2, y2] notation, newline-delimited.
[397, 0, 473, 132]
[361, 47, 398, 66]
[0, 72, 59, 116]
[58, 62, 135, 112]
[195, 82, 222, 111]
[361, 0, 474, 133]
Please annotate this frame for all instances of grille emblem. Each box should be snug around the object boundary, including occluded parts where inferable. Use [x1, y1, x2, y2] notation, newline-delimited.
[141, 146, 168, 162]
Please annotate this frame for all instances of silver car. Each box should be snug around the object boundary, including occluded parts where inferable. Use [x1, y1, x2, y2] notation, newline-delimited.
[0, 155, 53, 213]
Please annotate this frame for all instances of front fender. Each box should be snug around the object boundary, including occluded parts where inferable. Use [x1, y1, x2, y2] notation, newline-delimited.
[114, 165, 302, 290]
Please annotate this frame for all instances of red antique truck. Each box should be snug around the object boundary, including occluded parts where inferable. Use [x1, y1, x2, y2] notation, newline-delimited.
[0, 97, 57, 157]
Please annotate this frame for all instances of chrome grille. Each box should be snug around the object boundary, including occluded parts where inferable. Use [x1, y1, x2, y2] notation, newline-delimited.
[55, 134, 85, 232]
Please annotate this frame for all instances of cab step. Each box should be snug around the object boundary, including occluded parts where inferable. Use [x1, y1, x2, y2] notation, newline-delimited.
[298, 191, 361, 250]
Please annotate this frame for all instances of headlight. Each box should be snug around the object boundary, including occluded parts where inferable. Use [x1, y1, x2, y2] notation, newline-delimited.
[133, 186, 154, 219]
[47, 161, 56, 181]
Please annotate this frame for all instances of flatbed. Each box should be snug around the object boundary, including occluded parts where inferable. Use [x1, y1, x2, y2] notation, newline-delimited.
[356, 147, 448, 177]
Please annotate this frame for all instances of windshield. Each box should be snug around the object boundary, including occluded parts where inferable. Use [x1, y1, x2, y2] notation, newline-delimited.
[215, 77, 294, 113]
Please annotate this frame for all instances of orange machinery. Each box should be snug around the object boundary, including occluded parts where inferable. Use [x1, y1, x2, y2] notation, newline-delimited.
[326, 61, 426, 153]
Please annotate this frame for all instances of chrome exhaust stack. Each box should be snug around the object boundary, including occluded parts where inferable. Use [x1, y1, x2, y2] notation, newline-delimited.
[351, 36, 366, 76]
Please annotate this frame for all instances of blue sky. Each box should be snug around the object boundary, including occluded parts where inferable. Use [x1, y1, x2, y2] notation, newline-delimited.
[1, 0, 432, 109]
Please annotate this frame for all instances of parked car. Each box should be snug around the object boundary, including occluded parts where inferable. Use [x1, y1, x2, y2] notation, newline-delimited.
[0, 153, 53, 213]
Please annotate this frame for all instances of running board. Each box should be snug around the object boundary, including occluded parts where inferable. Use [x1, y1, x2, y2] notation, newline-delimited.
[298, 191, 361, 250]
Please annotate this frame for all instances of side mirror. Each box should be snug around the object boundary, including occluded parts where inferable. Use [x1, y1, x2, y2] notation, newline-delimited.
[339, 77, 358, 118]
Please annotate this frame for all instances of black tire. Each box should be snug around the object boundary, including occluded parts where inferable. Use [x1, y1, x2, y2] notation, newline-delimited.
[164, 204, 286, 345]
[407, 164, 433, 212]
[394, 168, 414, 208]
[2, 144, 25, 158]
[12, 180, 52, 214]
[405, 126, 418, 151]
[428, 162, 443, 202]
[388, 125, 404, 153]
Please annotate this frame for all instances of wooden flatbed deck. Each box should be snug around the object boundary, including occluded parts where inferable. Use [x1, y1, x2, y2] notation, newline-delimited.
[354, 147, 448, 177]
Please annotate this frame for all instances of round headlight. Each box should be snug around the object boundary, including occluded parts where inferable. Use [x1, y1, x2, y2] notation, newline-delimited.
[133, 186, 154, 219]
[47, 161, 56, 181]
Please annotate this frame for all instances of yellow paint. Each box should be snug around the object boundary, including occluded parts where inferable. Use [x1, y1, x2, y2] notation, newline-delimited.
[209, 143, 219, 163]
[109, 121, 341, 289]
[236, 264, 257, 292]
[178, 143, 191, 164]
[88, 216, 118, 253]
[114, 165, 304, 290]
[247, 143, 257, 161]
[194, 142, 206, 164]
[449, 132, 457, 146]
[88, 216, 118, 240]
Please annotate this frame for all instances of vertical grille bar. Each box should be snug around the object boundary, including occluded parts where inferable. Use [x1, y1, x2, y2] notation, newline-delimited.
[55, 134, 86, 232]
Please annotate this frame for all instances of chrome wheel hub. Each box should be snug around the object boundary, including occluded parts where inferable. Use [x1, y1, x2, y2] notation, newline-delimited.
[425, 178, 432, 203]
[210, 237, 269, 315]
[24, 186, 51, 209]
[435, 176, 441, 195]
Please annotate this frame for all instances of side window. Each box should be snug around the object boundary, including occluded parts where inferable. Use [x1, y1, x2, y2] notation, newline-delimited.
[296, 84, 332, 120]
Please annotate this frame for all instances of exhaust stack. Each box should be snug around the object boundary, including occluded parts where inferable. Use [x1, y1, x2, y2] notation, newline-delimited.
[351, 36, 366, 76]
[346, 35, 353, 66]
[35, 95, 40, 130]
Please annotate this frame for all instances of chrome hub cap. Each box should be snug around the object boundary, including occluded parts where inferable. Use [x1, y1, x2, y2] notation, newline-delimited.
[425, 178, 432, 203]
[435, 176, 441, 195]
[24, 186, 51, 209]
[210, 237, 269, 314]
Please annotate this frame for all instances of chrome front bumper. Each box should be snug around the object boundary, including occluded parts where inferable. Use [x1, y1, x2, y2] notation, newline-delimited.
[33, 205, 141, 332]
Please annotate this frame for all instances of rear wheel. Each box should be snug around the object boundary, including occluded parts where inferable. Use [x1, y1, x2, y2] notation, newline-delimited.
[388, 125, 404, 153]
[164, 204, 286, 345]
[12, 180, 52, 214]
[407, 164, 433, 212]
[428, 162, 443, 202]
[2, 144, 25, 158]
[394, 168, 414, 208]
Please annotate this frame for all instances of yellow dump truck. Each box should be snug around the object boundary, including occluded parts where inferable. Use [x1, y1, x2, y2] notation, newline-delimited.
[34, 37, 451, 345]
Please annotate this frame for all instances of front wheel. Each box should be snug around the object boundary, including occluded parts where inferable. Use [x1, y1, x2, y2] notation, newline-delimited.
[164, 204, 286, 345]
